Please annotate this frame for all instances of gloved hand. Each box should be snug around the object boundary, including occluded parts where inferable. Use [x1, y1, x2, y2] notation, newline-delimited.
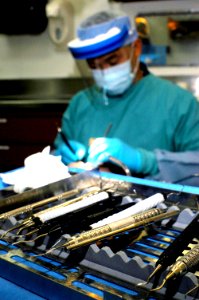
[54, 134, 86, 165]
[87, 137, 158, 175]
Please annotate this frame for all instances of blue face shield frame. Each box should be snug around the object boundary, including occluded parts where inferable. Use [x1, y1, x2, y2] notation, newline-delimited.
[68, 27, 130, 60]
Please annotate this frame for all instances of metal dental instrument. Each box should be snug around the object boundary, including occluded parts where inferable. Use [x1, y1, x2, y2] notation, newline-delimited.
[88, 123, 132, 176]
[186, 283, 199, 296]
[31, 207, 178, 257]
[102, 123, 133, 175]
[0, 219, 31, 239]
[15, 192, 109, 242]
[1, 188, 102, 238]
[151, 243, 199, 291]
[13, 226, 59, 246]
[104, 123, 113, 137]
[91, 193, 165, 228]
[13, 232, 48, 246]
[0, 188, 79, 220]
[108, 156, 131, 176]
[57, 127, 76, 154]
[33, 190, 108, 224]
[138, 213, 199, 287]
[0, 171, 101, 215]
[65, 207, 179, 250]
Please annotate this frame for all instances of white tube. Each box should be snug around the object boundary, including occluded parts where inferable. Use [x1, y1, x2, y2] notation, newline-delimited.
[90, 193, 164, 229]
[38, 191, 109, 223]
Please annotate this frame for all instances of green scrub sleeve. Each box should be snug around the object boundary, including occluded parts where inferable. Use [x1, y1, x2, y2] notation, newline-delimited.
[138, 148, 159, 175]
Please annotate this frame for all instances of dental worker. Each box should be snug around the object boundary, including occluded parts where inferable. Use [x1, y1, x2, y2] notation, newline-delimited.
[54, 11, 199, 186]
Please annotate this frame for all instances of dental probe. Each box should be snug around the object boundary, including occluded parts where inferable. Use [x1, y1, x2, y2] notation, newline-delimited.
[151, 243, 199, 291]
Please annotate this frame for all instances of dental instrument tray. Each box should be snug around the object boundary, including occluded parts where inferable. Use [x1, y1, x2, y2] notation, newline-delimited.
[0, 170, 198, 299]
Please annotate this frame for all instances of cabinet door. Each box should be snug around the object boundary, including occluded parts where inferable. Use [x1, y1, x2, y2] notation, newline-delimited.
[0, 114, 62, 143]
[0, 110, 64, 172]
[0, 144, 47, 172]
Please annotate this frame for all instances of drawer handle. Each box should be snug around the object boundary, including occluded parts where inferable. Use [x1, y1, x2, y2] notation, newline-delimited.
[0, 118, 7, 123]
[0, 145, 10, 150]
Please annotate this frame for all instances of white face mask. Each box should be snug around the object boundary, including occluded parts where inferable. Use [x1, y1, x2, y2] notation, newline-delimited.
[92, 60, 134, 96]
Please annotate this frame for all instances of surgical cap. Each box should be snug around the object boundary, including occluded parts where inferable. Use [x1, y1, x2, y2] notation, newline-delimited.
[68, 11, 138, 59]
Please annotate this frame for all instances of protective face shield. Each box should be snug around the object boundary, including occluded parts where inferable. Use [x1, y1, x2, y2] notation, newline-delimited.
[67, 11, 138, 102]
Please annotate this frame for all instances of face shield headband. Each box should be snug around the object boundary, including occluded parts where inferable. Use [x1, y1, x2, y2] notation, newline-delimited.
[68, 15, 138, 60]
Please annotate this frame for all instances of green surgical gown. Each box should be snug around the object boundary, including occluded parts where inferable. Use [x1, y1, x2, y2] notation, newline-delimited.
[56, 73, 199, 184]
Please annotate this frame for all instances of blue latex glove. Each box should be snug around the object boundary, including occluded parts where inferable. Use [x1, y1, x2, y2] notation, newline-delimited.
[87, 137, 158, 175]
[54, 134, 86, 165]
